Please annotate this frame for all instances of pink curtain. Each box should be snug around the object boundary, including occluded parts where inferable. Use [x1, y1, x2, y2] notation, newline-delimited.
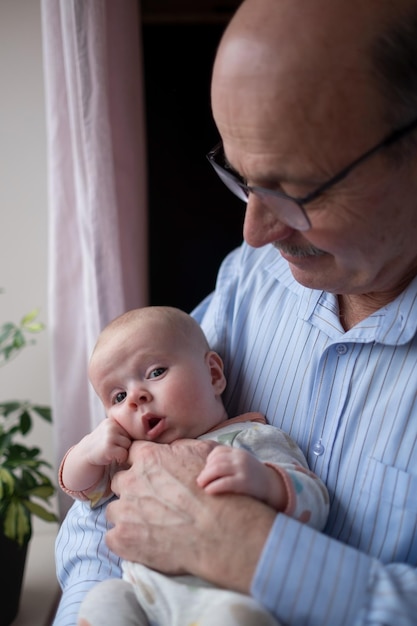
[41, 0, 148, 516]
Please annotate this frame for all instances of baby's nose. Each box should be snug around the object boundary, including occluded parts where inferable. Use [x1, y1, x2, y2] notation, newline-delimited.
[128, 387, 151, 406]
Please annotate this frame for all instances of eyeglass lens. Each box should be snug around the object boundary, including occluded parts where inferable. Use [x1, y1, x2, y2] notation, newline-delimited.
[210, 158, 311, 231]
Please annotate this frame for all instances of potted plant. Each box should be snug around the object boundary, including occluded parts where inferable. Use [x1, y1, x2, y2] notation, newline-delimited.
[0, 304, 58, 626]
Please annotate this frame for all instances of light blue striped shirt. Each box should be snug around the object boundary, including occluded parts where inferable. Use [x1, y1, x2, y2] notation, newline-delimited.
[53, 242, 417, 625]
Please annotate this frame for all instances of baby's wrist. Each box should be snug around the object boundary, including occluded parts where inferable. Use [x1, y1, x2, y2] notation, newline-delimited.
[263, 463, 291, 511]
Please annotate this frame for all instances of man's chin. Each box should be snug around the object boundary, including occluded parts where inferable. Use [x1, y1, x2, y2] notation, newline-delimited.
[285, 255, 340, 293]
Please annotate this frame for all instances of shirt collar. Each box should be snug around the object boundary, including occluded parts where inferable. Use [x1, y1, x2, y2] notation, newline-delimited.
[264, 245, 417, 345]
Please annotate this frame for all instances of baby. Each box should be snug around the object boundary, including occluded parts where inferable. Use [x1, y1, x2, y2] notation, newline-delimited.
[59, 306, 329, 626]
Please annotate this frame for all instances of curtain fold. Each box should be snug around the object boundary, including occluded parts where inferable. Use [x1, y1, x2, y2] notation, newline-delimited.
[41, 0, 148, 516]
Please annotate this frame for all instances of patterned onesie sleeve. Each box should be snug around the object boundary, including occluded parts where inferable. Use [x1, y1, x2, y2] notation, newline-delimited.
[199, 415, 329, 531]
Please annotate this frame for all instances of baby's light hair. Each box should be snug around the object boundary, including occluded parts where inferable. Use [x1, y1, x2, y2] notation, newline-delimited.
[91, 306, 211, 361]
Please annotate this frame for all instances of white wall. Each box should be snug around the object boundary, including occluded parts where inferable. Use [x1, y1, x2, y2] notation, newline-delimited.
[0, 1, 56, 519]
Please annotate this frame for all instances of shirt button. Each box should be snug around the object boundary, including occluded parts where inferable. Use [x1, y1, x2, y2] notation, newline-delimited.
[336, 343, 348, 355]
[312, 439, 325, 456]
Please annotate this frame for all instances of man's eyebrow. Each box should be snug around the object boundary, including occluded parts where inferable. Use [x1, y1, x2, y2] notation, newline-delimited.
[222, 149, 324, 189]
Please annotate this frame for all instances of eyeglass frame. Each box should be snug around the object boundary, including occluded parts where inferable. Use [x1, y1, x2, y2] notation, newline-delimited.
[206, 115, 417, 231]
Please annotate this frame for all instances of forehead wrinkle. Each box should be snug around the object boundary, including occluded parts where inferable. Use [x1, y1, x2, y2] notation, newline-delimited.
[223, 136, 336, 191]
[219, 61, 384, 195]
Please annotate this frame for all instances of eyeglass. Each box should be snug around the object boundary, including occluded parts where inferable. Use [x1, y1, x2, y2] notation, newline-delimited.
[206, 116, 417, 231]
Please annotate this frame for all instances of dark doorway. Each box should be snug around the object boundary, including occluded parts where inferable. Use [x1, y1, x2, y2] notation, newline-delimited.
[142, 5, 244, 312]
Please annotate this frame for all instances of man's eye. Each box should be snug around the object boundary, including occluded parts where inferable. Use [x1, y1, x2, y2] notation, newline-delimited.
[149, 367, 166, 379]
[113, 391, 127, 404]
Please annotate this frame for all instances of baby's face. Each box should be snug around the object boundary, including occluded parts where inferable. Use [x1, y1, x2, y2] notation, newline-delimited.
[89, 318, 226, 443]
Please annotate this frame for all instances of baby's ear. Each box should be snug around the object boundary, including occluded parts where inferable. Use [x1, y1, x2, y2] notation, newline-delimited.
[206, 350, 227, 394]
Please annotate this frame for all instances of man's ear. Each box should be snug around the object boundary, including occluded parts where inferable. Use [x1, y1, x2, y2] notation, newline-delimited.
[206, 350, 227, 395]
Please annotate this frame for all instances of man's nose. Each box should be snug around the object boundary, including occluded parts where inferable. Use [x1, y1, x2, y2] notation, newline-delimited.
[243, 194, 295, 247]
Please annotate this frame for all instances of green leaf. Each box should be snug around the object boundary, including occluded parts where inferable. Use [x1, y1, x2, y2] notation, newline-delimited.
[12, 329, 25, 349]
[27, 484, 55, 499]
[0, 468, 15, 498]
[24, 500, 58, 523]
[0, 322, 14, 344]
[21, 309, 40, 326]
[19, 410, 32, 435]
[21, 309, 38, 324]
[0, 401, 22, 416]
[4, 501, 31, 546]
[24, 323, 44, 332]
[32, 405, 52, 422]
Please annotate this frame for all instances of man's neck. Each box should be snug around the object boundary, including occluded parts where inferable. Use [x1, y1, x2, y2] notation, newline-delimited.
[338, 268, 417, 330]
[338, 290, 400, 331]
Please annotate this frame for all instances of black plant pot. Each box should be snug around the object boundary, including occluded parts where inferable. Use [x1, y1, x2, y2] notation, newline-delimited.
[0, 529, 28, 626]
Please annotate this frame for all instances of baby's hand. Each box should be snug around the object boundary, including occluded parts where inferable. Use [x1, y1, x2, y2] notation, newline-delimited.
[196, 445, 287, 509]
[197, 445, 264, 494]
[84, 418, 132, 467]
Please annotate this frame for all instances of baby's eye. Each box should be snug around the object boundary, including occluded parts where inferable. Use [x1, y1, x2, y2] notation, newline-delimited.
[113, 391, 127, 404]
[148, 367, 166, 379]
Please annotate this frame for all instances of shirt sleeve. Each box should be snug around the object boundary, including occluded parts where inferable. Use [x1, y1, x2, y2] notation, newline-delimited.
[52, 498, 122, 626]
[251, 514, 417, 626]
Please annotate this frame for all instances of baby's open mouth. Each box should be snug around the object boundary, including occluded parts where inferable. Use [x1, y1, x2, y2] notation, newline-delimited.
[148, 417, 161, 430]
[142, 414, 166, 439]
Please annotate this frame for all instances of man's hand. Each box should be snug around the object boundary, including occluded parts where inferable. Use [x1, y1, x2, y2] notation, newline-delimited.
[106, 438, 276, 594]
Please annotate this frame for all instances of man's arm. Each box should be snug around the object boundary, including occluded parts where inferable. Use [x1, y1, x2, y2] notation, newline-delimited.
[106, 438, 417, 626]
[52, 498, 122, 626]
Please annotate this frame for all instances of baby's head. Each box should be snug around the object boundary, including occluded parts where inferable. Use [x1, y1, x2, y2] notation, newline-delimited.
[88, 307, 228, 442]
[90, 306, 212, 369]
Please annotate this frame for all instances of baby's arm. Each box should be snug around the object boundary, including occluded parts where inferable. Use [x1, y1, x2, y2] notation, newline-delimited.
[196, 423, 329, 530]
[196, 446, 288, 510]
[60, 417, 132, 496]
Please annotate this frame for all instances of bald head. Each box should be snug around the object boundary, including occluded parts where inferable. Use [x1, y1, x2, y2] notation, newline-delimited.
[212, 0, 417, 152]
